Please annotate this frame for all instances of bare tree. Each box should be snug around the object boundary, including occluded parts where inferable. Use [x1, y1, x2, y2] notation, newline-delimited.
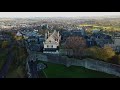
[65, 36, 86, 58]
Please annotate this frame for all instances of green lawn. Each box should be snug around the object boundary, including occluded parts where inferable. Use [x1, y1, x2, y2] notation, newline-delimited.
[40, 62, 118, 78]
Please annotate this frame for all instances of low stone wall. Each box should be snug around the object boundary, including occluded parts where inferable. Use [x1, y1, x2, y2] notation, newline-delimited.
[31, 53, 120, 77]
[70, 58, 120, 77]
[37, 53, 48, 62]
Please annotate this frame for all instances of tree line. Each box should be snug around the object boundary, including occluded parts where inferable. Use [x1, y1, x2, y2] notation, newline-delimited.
[63, 36, 120, 65]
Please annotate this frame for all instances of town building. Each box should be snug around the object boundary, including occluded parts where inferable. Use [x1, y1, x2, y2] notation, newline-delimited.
[104, 35, 120, 52]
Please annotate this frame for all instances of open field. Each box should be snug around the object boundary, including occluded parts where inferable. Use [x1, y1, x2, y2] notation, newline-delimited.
[79, 24, 120, 31]
[38, 61, 118, 78]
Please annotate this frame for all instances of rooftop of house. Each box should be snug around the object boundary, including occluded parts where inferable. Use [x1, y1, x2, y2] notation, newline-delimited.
[61, 29, 85, 37]
[16, 31, 22, 36]
[91, 33, 112, 39]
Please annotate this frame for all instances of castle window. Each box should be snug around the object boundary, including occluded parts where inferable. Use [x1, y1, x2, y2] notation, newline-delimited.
[47, 45, 49, 48]
[55, 39, 58, 41]
[51, 45, 53, 48]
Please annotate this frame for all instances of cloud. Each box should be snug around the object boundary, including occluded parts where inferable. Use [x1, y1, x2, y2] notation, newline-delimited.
[0, 12, 120, 18]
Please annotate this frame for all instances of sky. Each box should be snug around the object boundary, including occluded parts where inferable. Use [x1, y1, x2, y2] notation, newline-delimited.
[0, 12, 120, 18]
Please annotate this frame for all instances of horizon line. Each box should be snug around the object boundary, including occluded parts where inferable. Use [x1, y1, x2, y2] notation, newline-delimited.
[0, 15, 120, 19]
[0, 12, 120, 18]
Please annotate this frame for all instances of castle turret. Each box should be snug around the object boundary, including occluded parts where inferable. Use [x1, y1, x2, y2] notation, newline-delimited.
[45, 33, 48, 40]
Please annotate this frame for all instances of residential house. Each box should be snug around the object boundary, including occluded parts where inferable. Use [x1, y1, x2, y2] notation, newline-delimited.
[104, 35, 120, 52]
[16, 31, 22, 37]
[60, 28, 86, 43]
[90, 32, 112, 47]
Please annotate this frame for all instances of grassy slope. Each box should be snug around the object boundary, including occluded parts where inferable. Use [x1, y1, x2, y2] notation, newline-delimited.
[43, 62, 118, 78]
[6, 66, 25, 78]
[0, 49, 8, 71]
[6, 46, 27, 78]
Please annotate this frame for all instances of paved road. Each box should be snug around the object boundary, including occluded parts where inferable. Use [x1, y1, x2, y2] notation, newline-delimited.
[28, 61, 39, 78]
[25, 41, 45, 78]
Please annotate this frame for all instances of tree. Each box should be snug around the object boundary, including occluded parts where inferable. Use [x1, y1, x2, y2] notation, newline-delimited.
[109, 55, 120, 65]
[12, 45, 28, 67]
[42, 24, 47, 30]
[85, 46, 100, 59]
[85, 46, 115, 62]
[64, 36, 86, 58]
[1, 41, 9, 48]
[101, 46, 115, 61]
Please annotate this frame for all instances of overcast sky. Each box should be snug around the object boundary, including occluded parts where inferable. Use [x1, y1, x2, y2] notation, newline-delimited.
[0, 12, 120, 18]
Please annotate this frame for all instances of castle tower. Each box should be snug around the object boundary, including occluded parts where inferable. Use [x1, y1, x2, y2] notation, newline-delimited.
[48, 31, 49, 37]
[57, 31, 61, 43]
